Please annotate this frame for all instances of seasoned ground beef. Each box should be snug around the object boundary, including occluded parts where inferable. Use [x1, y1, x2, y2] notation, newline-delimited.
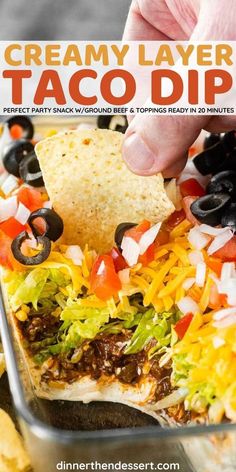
[22, 313, 62, 343]
[41, 333, 147, 385]
[40, 332, 173, 406]
[20, 312, 190, 424]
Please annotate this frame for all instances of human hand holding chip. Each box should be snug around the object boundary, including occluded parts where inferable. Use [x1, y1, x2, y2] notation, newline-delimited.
[122, 0, 236, 177]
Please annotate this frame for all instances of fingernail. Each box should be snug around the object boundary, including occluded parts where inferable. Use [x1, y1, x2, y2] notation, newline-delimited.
[122, 132, 156, 174]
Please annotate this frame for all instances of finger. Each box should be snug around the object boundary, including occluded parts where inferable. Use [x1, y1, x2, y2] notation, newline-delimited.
[160, 156, 189, 178]
[167, 0, 199, 38]
[122, 114, 209, 176]
[191, 0, 236, 40]
[123, 0, 187, 41]
[206, 116, 236, 133]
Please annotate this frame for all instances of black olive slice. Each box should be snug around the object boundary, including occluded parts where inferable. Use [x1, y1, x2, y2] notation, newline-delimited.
[115, 222, 137, 250]
[11, 231, 51, 265]
[221, 130, 236, 152]
[97, 115, 112, 129]
[193, 142, 226, 176]
[203, 133, 221, 150]
[97, 115, 128, 133]
[6, 116, 34, 140]
[221, 203, 236, 233]
[2, 139, 34, 177]
[115, 124, 128, 134]
[211, 149, 236, 175]
[28, 208, 64, 242]
[19, 151, 44, 187]
[190, 193, 231, 226]
[207, 171, 236, 201]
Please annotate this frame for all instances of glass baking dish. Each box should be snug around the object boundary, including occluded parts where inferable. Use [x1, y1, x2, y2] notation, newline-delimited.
[1, 281, 236, 472]
[1, 117, 236, 472]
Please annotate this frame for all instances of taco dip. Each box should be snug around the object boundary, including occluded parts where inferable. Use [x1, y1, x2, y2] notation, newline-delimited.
[1, 116, 236, 472]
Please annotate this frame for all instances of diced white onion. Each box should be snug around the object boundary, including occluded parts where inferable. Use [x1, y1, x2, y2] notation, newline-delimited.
[118, 268, 130, 284]
[177, 296, 200, 315]
[188, 250, 204, 266]
[0, 196, 18, 222]
[159, 349, 172, 368]
[148, 388, 189, 411]
[109, 115, 126, 130]
[139, 222, 161, 255]
[213, 336, 225, 349]
[97, 260, 105, 274]
[15, 202, 30, 225]
[0, 124, 12, 160]
[221, 262, 235, 281]
[121, 236, 140, 267]
[188, 226, 211, 250]
[0, 171, 8, 187]
[207, 229, 234, 256]
[182, 277, 195, 290]
[199, 224, 230, 237]
[178, 159, 210, 186]
[218, 278, 236, 306]
[213, 307, 236, 321]
[1, 175, 18, 195]
[213, 315, 236, 329]
[25, 235, 38, 249]
[43, 200, 53, 209]
[195, 262, 206, 287]
[65, 245, 84, 266]
[226, 289, 236, 307]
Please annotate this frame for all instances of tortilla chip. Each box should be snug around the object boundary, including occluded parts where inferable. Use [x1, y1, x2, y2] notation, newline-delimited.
[36, 129, 174, 252]
[0, 409, 31, 471]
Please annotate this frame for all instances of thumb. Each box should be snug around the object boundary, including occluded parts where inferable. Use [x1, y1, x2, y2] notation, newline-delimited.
[122, 114, 209, 177]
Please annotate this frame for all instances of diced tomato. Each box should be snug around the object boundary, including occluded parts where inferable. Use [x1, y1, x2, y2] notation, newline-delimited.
[188, 146, 197, 158]
[17, 187, 43, 212]
[207, 257, 223, 278]
[166, 209, 185, 229]
[174, 313, 193, 339]
[209, 283, 228, 309]
[124, 220, 156, 265]
[212, 236, 236, 261]
[139, 242, 155, 265]
[125, 220, 150, 242]
[0, 230, 22, 270]
[180, 178, 205, 198]
[0, 217, 26, 239]
[182, 196, 199, 225]
[90, 254, 122, 301]
[109, 247, 128, 272]
[10, 124, 23, 140]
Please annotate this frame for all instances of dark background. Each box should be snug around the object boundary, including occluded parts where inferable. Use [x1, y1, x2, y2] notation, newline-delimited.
[0, 0, 131, 40]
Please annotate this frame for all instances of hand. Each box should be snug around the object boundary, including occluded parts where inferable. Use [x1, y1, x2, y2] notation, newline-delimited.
[122, 0, 236, 177]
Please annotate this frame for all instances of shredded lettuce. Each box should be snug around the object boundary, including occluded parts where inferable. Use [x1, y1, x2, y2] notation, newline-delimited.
[60, 303, 110, 349]
[10, 269, 50, 311]
[49, 268, 70, 286]
[124, 309, 179, 355]
[6, 267, 73, 312]
[171, 352, 216, 414]
[3, 271, 25, 296]
[6, 266, 181, 369]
